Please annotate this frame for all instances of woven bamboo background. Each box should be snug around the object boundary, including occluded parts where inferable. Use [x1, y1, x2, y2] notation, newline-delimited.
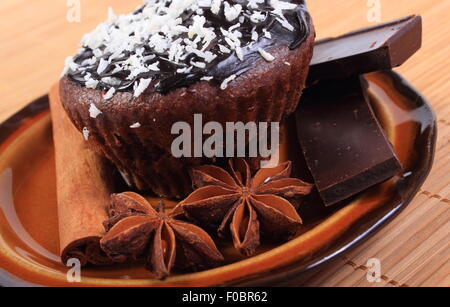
[0, 0, 448, 287]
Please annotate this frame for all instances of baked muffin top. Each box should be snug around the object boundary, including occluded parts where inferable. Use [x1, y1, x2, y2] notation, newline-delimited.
[62, 0, 311, 97]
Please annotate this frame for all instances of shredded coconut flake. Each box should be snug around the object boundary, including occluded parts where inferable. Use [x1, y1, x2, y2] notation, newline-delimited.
[85, 77, 99, 89]
[251, 29, 258, 41]
[82, 127, 90, 141]
[224, 3, 242, 22]
[220, 74, 236, 90]
[250, 11, 266, 23]
[89, 103, 102, 118]
[177, 66, 193, 74]
[235, 47, 244, 61]
[276, 17, 295, 31]
[263, 29, 272, 39]
[93, 49, 103, 58]
[258, 48, 275, 62]
[147, 61, 160, 71]
[134, 78, 152, 97]
[130, 122, 141, 129]
[61, 56, 77, 76]
[270, 0, 297, 12]
[211, 0, 222, 15]
[118, 169, 132, 187]
[97, 58, 109, 74]
[249, 0, 265, 9]
[191, 61, 206, 69]
[218, 44, 231, 54]
[107, 7, 117, 23]
[103, 87, 116, 100]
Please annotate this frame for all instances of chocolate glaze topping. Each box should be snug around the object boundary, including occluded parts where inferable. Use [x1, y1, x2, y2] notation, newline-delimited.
[65, 0, 311, 95]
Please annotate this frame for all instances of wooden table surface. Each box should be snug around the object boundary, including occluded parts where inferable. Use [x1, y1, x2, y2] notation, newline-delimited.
[0, 0, 448, 287]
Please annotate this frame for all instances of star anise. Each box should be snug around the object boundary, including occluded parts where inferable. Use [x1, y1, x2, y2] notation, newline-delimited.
[100, 192, 224, 279]
[180, 159, 313, 256]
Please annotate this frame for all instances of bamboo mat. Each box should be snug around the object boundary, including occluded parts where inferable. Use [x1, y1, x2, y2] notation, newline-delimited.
[0, 0, 448, 287]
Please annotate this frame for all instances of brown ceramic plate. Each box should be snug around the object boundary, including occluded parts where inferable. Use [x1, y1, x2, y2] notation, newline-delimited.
[0, 71, 436, 286]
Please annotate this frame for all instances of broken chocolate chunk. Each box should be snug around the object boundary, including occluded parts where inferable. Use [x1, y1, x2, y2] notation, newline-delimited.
[307, 15, 422, 85]
[295, 77, 401, 206]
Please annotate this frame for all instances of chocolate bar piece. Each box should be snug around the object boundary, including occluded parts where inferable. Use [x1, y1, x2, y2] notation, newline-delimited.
[295, 77, 401, 206]
[307, 15, 422, 85]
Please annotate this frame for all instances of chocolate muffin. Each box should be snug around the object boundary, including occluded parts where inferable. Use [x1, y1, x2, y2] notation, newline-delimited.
[60, 0, 315, 198]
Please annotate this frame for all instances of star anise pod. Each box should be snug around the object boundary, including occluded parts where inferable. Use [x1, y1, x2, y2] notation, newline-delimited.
[180, 159, 313, 256]
[100, 192, 224, 279]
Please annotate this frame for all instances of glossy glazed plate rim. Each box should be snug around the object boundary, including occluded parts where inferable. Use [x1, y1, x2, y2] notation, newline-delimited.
[0, 71, 437, 286]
